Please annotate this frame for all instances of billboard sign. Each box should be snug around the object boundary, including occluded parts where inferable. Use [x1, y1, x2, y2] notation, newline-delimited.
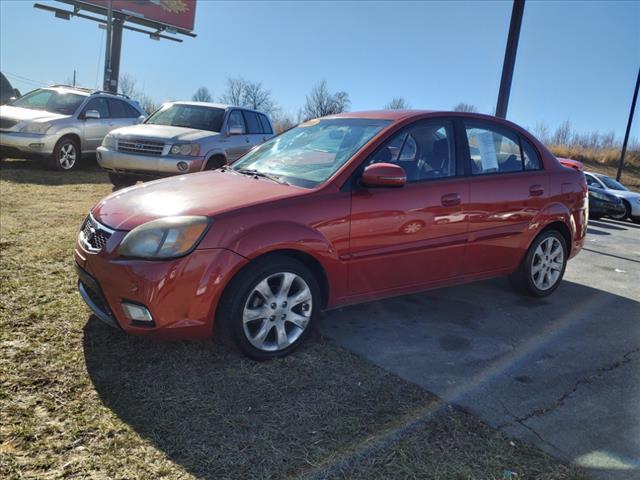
[77, 0, 196, 32]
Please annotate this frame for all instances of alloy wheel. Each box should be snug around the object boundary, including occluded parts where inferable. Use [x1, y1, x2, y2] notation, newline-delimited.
[242, 272, 313, 352]
[530, 237, 564, 291]
[59, 142, 77, 170]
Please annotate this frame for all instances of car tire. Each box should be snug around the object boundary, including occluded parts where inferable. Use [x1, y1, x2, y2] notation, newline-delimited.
[609, 200, 631, 221]
[217, 255, 320, 361]
[204, 155, 227, 170]
[50, 136, 80, 171]
[108, 172, 137, 189]
[510, 229, 568, 298]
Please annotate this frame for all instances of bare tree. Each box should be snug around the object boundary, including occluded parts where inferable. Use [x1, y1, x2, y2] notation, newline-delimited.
[302, 80, 351, 120]
[533, 121, 550, 143]
[219, 77, 246, 106]
[384, 97, 410, 110]
[192, 86, 212, 102]
[138, 94, 159, 114]
[271, 111, 297, 133]
[453, 102, 477, 113]
[241, 80, 275, 115]
[552, 120, 572, 146]
[118, 73, 138, 97]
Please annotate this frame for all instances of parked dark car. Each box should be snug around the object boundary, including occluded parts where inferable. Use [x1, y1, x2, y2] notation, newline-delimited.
[588, 185, 625, 220]
[0, 72, 20, 105]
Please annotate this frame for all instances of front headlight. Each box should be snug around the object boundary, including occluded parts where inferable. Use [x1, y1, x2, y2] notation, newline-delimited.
[102, 134, 117, 149]
[118, 216, 211, 259]
[169, 143, 200, 156]
[21, 122, 52, 134]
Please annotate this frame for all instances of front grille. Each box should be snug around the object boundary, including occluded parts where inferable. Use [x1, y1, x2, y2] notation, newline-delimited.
[0, 118, 18, 130]
[79, 215, 114, 252]
[117, 138, 164, 156]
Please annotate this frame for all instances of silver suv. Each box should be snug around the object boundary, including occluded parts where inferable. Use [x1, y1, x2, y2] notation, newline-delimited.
[97, 101, 274, 188]
[0, 85, 146, 170]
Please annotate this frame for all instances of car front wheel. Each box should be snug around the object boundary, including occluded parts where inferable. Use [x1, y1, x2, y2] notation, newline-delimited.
[510, 230, 567, 297]
[108, 172, 137, 189]
[51, 137, 80, 171]
[217, 256, 320, 360]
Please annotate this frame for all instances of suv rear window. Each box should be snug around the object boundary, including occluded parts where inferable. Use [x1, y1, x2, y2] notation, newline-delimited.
[108, 99, 140, 118]
[258, 113, 273, 134]
[242, 111, 262, 134]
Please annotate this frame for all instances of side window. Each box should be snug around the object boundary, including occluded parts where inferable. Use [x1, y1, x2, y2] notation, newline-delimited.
[227, 110, 246, 134]
[108, 99, 140, 118]
[368, 122, 455, 182]
[242, 111, 262, 134]
[585, 175, 600, 188]
[258, 114, 273, 134]
[83, 98, 109, 119]
[465, 123, 523, 174]
[522, 138, 541, 170]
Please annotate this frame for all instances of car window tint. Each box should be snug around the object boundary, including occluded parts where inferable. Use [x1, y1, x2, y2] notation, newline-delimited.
[242, 111, 262, 134]
[84, 98, 110, 118]
[368, 122, 455, 182]
[228, 110, 246, 133]
[108, 99, 139, 118]
[465, 124, 523, 174]
[585, 175, 600, 187]
[522, 139, 541, 170]
[258, 114, 273, 134]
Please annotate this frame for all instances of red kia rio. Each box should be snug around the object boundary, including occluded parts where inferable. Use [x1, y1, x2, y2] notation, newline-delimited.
[74, 110, 587, 360]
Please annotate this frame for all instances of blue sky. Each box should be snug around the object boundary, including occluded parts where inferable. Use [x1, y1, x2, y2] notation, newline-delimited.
[1, 0, 638, 139]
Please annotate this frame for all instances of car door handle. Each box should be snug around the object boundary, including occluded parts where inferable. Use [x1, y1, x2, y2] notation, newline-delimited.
[441, 193, 461, 207]
[529, 185, 544, 197]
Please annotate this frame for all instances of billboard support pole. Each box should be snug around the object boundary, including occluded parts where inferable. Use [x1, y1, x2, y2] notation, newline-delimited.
[102, 0, 112, 91]
[616, 66, 640, 182]
[496, 0, 525, 119]
[108, 16, 123, 93]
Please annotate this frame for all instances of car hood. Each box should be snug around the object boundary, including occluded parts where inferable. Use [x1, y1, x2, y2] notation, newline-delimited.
[92, 170, 306, 231]
[110, 123, 216, 143]
[0, 105, 68, 122]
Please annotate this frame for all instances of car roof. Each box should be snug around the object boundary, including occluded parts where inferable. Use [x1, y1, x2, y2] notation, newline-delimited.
[327, 110, 519, 124]
[170, 101, 269, 114]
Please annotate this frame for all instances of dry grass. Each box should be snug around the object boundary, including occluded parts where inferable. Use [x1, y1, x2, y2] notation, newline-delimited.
[548, 145, 640, 189]
[1, 159, 586, 479]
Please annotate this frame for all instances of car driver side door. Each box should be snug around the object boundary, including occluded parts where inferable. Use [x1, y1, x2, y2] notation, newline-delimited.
[348, 119, 469, 297]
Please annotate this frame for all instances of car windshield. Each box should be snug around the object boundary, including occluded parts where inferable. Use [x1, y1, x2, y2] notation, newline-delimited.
[232, 118, 391, 188]
[145, 104, 225, 132]
[598, 175, 628, 191]
[11, 88, 86, 115]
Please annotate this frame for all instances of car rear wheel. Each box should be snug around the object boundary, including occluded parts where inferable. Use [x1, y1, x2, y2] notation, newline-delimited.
[609, 200, 631, 221]
[217, 255, 320, 360]
[108, 172, 137, 189]
[51, 137, 80, 171]
[510, 230, 567, 297]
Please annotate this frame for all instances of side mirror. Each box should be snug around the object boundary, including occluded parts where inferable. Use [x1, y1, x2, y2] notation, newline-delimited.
[361, 163, 407, 188]
[228, 125, 244, 136]
[84, 110, 101, 120]
[137, 115, 146, 124]
[13, 88, 21, 98]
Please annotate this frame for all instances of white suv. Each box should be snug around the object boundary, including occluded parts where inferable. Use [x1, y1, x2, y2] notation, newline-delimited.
[0, 85, 146, 170]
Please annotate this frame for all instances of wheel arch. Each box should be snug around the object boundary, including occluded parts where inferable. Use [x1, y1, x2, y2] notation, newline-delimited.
[201, 151, 227, 170]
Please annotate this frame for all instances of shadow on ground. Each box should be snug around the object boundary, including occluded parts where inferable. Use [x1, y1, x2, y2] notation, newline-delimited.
[320, 279, 640, 480]
[0, 157, 110, 185]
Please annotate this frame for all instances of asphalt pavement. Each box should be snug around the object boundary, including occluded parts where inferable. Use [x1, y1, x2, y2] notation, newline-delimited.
[320, 217, 640, 479]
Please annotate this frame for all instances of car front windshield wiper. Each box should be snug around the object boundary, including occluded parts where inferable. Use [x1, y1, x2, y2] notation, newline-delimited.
[236, 168, 289, 185]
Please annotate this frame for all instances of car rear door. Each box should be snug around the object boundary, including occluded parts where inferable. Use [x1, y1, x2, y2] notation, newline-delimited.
[461, 119, 548, 274]
[242, 110, 266, 150]
[80, 97, 112, 152]
[348, 119, 469, 296]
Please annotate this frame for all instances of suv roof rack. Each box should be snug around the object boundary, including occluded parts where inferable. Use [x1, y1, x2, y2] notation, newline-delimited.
[48, 84, 94, 92]
[90, 89, 130, 100]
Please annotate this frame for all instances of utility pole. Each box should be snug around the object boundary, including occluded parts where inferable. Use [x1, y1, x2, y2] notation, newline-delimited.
[72, 69, 76, 87]
[102, 0, 112, 91]
[616, 66, 640, 182]
[496, 0, 525, 119]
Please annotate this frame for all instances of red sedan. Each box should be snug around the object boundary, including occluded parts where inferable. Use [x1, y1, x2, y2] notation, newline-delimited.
[74, 111, 587, 360]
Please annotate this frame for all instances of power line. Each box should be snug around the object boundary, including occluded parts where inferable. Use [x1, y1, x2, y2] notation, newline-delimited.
[2, 71, 47, 87]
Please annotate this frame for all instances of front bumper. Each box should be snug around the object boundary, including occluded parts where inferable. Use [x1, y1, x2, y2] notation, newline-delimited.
[97, 146, 205, 176]
[74, 235, 248, 339]
[0, 130, 59, 157]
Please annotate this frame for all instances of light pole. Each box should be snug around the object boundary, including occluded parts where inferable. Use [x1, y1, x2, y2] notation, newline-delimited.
[496, 0, 525, 119]
[616, 66, 640, 182]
